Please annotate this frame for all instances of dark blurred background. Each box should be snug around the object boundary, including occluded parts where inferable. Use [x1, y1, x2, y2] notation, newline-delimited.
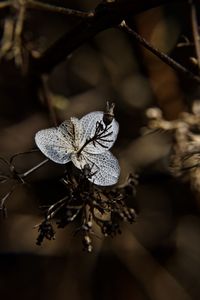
[0, 0, 200, 299]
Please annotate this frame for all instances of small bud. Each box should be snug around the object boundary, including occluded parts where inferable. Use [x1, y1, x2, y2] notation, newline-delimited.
[87, 220, 93, 228]
[103, 101, 115, 126]
[83, 235, 93, 252]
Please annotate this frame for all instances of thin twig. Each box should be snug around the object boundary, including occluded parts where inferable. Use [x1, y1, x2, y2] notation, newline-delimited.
[0, 157, 10, 168]
[0, 183, 21, 211]
[20, 158, 49, 178]
[120, 20, 200, 84]
[46, 196, 68, 220]
[14, 2, 26, 66]
[190, 0, 200, 72]
[27, 0, 95, 18]
[31, 0, 188, 73]
[0, 18, 15, 58]
[10, 149, 39, 166]
[77, 123, 112, 155]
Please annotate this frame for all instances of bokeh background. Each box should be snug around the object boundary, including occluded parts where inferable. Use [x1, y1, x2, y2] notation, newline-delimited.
[0, 0, 200, 299]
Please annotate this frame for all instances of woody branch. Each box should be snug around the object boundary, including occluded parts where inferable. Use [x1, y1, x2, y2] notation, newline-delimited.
[32, 0, 196, 73]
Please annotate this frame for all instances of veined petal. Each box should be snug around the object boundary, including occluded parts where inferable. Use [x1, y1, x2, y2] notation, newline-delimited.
[58, 117, 83, 149]
[35, 128, 72, 164]
[83, 151, 120, 186]
[79, 111, 119, 154]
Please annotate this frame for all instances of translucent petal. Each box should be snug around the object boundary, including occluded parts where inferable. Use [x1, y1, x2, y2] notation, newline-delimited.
[71, 152, 87, 170]
[79, 111, 119, 154]
[58, 117, 83, 149]
[35, 128, 72, 164]
[84, 151, 120, 186]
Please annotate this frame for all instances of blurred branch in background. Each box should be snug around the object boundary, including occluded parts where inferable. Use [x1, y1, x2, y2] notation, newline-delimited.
[31, 0, 193, 73]
[0, 0, 94, 69]
[113, 229, 192, 300]
[27, 0, 95, 18]
[0, 1, 11, 9]
[1, 0, 200, 86]
[120, 20, 200, 84]
[190, 0, 200, 72]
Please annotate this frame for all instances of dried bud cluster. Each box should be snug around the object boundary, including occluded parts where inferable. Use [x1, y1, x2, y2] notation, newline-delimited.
[36, 221, 55, 246]
[36, 169, 137, 252]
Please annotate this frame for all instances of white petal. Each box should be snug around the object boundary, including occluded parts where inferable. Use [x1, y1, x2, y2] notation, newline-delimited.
[79, 111, 119, 154]
[71, 152, 87, 170]
[84, 151, 120, 186]
[35, 128, 72, 164]
[58, 117, 83, 149]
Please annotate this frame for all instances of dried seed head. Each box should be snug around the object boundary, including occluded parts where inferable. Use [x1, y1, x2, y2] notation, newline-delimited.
[103, 101, 115, 126]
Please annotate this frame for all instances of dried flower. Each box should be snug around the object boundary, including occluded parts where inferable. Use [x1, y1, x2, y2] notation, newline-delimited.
[35, 111, 120, 186]
[146, 102, 200, 193]
[35, 170, 137, 251]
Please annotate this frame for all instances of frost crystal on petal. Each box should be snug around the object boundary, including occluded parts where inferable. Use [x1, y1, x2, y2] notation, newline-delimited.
[79, 111, 119, 154]
[35, 128, 72, 164]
